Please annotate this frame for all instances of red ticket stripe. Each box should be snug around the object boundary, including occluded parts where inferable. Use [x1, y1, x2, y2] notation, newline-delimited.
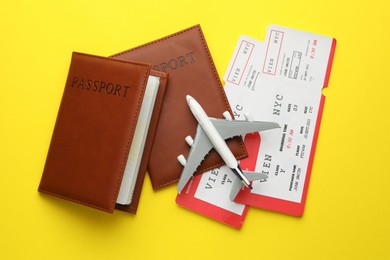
[323, 38, 337, 87]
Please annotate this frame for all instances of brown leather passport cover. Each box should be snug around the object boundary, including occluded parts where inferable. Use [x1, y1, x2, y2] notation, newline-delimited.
[38, 52, 167, 213]
[111, 25, 247, 189]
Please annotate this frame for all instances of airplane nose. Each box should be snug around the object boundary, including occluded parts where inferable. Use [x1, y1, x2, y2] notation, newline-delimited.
[186, 95, 193, 103]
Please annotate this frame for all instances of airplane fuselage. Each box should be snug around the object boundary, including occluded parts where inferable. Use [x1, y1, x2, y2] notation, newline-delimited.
[187, 96, 237, 168]
[186, 95, 251, 188]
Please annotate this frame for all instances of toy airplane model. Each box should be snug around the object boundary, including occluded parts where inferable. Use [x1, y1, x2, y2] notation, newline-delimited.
[177, 95, 280, 201]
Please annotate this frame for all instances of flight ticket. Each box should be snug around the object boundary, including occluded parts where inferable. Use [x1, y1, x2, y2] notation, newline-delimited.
[226, 25, 336, 215]
[176, 25, 336, 224]
[175, 165, 249, 228]
[175, 134, 263, 228]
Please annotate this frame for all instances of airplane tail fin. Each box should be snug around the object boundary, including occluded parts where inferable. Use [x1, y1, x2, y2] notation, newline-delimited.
[229, 171, 268, 201]
[242, 171, 268, 181]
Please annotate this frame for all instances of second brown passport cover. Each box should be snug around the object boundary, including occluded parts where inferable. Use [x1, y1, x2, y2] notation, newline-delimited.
[111, 25, 247, 189]
[38, 52, 167, 213]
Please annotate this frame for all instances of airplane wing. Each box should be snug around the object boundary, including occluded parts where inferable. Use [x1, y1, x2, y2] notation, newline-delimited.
[210, 118, 280, 140]
[229, 171, 268, 201]
[177, 124, 214, 193]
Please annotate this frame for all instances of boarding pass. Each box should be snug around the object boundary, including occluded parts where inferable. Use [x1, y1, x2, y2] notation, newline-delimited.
[223, 25, 335, 215]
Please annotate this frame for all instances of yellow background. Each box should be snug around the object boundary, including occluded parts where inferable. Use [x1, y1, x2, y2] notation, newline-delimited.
[1, 0, 389, 259]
